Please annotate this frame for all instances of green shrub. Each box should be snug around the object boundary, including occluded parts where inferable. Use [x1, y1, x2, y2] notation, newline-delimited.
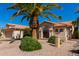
[48, 36, 56, 44]
[77, 31, 79, 38]
[19, 36, 42, 51]
[73, 31, 79, 39]
[78, 31, 79, 39]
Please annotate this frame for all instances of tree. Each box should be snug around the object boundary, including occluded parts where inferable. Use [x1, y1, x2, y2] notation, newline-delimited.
[72, 17, 79, 26]
[8, 3, 62, 39]
[76, 7, 79, 13]
[73, 7, 79, 29]
[72, 7, 79, 39]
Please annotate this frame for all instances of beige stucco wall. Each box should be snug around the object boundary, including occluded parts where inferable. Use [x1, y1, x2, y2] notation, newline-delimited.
[0, 30, 13, 40]
[49, 27, 55, 37]
[0, 31, 5, 39]
[64, 28, 68, 41]
[12, 30, 24, 39]
[39, 27, 43, 39]
[0, 29, 24, 40]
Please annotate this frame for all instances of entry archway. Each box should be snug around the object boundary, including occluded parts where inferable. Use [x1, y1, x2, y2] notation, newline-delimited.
[43, 28, 49, 38]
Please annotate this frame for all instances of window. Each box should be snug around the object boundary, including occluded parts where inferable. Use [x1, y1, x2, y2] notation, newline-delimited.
[55, 29, 58, 32]
[55, 28, 63, 32]
[60, 29, 63, 32]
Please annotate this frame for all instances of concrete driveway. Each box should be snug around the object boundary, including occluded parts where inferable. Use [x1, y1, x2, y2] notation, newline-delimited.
[0, 39, 77, 56]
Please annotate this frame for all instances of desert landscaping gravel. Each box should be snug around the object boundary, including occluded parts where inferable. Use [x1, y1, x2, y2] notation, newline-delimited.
[0, 39, 77, 56]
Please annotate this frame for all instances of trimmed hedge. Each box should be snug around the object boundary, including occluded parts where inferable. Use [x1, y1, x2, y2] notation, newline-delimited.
[48, 36, 56, 44]
[75, 31, 79, 39]
[48, 36, 64, 45]
[73, 30, 79, 39]
[19, 36, 42, 51]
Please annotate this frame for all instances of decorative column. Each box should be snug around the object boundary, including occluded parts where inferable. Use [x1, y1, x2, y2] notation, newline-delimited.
[39, 27, 43, 39]
[64, 28, 68, 41]
[72, 26, 74, 34]
[55, 36, 61, 48]
[20, 31, 23, 38]
[49, 28, 54, 37]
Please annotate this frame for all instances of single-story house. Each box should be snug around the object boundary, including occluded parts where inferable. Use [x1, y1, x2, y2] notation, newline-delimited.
[1, 21, 74, 41]
[1, 24, 29, 40]
[39, 21, 74, 41]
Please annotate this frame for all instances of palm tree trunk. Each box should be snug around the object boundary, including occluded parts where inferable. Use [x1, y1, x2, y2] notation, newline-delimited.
[32, 29, 37, 39]
[31, 16, 39, 39]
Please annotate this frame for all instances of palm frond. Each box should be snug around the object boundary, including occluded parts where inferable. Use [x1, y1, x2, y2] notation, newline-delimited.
[21, 16, 27, 22]
[76, 7, 79, 13]
[48, 12, 62, 20]
[8, 3, 62, 24]
[10, 12, 18, 20]
[10, 11, 21, 20]
[47, 3, 62, 9]
[21, 16, 30, 22]
[7, 4, 21, 10]
[40, 11, 62, 20]
[40, 13, 51, 21]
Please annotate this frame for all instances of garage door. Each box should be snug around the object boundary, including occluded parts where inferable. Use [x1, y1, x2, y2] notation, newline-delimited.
[5, 30, 13, 38]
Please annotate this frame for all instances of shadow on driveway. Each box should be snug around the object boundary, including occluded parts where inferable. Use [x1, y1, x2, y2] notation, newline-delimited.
[70, 50, 79, 54]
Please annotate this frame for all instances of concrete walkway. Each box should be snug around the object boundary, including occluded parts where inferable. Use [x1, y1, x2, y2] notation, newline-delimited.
[0, 39, 77, 56]
[70, 39, 79, 56]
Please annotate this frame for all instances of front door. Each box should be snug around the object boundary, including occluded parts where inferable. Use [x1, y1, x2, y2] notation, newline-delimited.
[43, 28, 49, 38]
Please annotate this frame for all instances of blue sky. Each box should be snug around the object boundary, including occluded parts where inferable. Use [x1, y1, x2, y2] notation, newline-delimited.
[0, 3, 79, 28]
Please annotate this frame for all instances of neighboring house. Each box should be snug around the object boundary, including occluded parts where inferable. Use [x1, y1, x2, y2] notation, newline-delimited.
[39, 21, 74, 41]
[1, 24, 29, 40]
[1, 21, 74, 41]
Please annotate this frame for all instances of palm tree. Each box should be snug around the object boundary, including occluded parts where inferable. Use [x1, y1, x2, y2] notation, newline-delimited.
[72, 7, 79, 39]
[73, 7, 79, 28]
[8, 3, 62, 39]
[76, 7, 79, 13]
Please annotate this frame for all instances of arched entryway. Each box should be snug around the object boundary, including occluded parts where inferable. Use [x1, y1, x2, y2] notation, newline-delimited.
[43, 28, 49, 38]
